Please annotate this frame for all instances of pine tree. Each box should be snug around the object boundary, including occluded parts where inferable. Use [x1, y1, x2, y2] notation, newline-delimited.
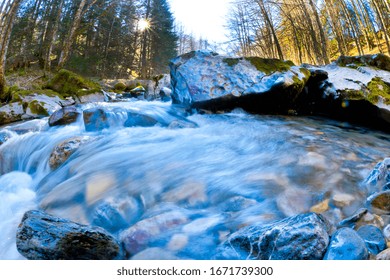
[149, 0, 178, 76]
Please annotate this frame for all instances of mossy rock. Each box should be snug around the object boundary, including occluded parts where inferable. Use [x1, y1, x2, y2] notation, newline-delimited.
[113, 82, 127, 92]
[367, 77, 390, 105]
[11, 89, 64, 102]
[27, 100, 49, 116]
[246, 57, 295, 74]
[336, 54, 390, 71]
[222, 57, 295, 75]
[341, 89, 366, 101]
[223, 58, 242, 67]
[46, 69, 101, 98]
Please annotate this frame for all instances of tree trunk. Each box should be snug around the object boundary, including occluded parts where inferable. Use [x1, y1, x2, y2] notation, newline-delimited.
[140, 0, 151, 78]
[257, 0, 284, 60]
[57, 0, 88, 69]
[308, 0, 330, 64]
[372, 0, 390, 54]
[0, 0, 22, 101]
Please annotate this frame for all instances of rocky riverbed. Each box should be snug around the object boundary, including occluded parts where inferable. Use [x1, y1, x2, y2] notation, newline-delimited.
[0, 52, 389, 260]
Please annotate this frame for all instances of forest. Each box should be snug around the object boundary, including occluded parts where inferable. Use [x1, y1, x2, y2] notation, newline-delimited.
[0, 0, 390, 98]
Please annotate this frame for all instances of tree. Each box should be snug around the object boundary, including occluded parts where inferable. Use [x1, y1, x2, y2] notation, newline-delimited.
[0, 0, 22, 101]
[149, 0, 178, 75]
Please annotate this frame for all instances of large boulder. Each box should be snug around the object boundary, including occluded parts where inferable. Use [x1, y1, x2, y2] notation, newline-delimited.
[170, 51, 311, 114]
[306, 55, 390, 131]
[83, 108, 109, 131]
[16, 210, 123, 260]
[217, 213, 331, 260]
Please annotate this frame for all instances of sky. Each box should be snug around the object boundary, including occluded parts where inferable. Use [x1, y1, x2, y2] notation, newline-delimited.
[168, 0, 231, 43]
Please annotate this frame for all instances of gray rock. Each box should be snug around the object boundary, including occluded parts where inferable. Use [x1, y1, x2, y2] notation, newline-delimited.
[218, 213, 331, 260]
[78, 92, 105, 103]
[49, 106, 81, 127]
[83, 108, 109, 131]
[170, 50, 310, 114]
[376, 248, 390, 260]
[49, 136, 89, 170]
[324, 228, 368, 260]
[0, 102, 25, 125]
[16, 210, 123, 260]
[338, 208, 368, 228]
[357, 225, 387, 255]
[367, 190, 390, 214]
[364, 158, 390, 187]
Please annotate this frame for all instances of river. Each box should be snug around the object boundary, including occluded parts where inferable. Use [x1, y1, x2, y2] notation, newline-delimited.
[0, 100, 389, 259]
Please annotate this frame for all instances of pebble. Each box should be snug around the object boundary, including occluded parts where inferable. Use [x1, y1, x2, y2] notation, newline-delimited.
[357, 225, 387, 255]
[310, 199, 330, 214]
[367, 191, 390, 214]
[376, 248, 390, 260]
[332, 193, 355, 208]
[383, 224, 390, 241]
[324, 228, 369, 260]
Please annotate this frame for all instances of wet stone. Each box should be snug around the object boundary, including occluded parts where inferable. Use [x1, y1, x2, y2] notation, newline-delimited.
[83, 108, 109, 131]
[16, 210, 123, 260]
[376, 248, 390, 260]
[91, 197, 143, 233]
[357, 225, 387, 255]
[383, 182, 390, 191]
[338, 208, 368, 228]
[49, 136, 89, 170]
[0, 131, 11, 145]
[324, 228, 369, 260]
[367, 190, 390, 214]
[217, 213, 331, 260]
[49, 106, 80, 127]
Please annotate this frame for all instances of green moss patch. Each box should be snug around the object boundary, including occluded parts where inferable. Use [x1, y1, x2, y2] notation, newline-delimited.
[27, 100, 49, 116]
[46, 69, 101, 98]
[11, 89, 64, 102]
[113, 82, 127, 93]
[245, 57, 295, 74]
[341, 89, 365, 100]
[223, 58, 241, 67]
[367, 77, 390, 105]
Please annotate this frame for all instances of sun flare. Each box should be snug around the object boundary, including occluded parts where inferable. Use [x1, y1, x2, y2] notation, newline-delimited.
[138, 18, 150, 31]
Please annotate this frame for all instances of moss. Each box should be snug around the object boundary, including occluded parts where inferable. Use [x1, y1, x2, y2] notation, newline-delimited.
[245, 57, 295, 74]
[223, 58, 241, 67]
[126, 83, 147, 91]
[341, 89, 365, 100]
[11, 89, 64, 102]
[367, 77, 390, 105]
[180, 51, 196, 61]
[300, 68, 311, 78]
[27, 100, 49, 116]
[114, 82, 127, 92]
[46, 69, 101, 98]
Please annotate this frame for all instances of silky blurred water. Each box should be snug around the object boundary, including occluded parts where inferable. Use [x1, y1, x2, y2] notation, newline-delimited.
[0, 100, 389, 259]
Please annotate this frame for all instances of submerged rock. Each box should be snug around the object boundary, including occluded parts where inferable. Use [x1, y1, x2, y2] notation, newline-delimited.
[83, 108, 109, 131]
[120, 211, 188, 257]
[49, 106, 81, 127]
[124, 112, 159, 127]
[324, 228, 368, 260]
[16, 210, 123, 260]
[357, 225, 387, 255]
[217, 213, 331, 260]
[170, 50, 310, 114]
[49, 136, 90, 170]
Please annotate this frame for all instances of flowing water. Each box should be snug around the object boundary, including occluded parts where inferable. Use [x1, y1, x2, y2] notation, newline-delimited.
[0, 100, 389, 259]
